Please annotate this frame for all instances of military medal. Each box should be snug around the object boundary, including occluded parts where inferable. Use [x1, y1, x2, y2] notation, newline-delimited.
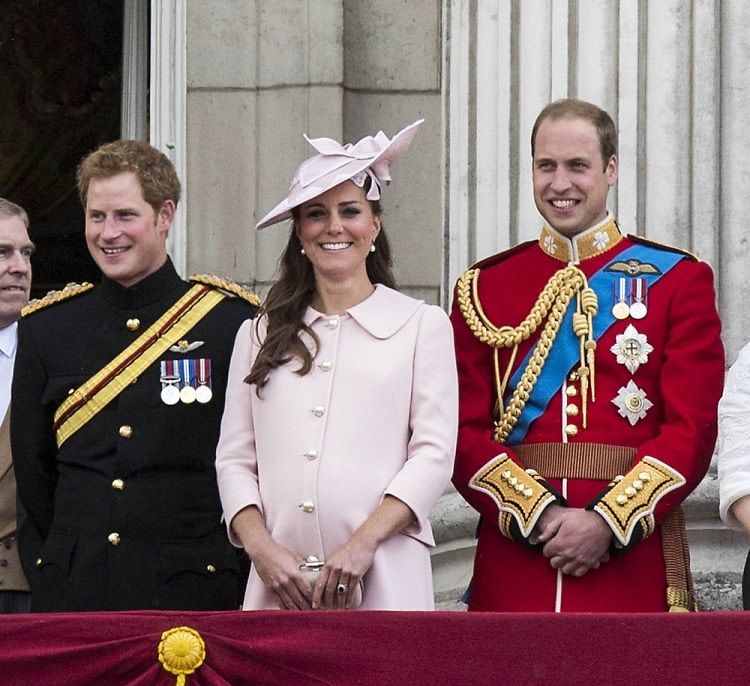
[195, 358, 213, 403]
[610, 324, 653, 373]
[179, 359, 197, 403]
[612, 380, 653, 426]
[612, 278, 630, 319]
[180, 385, 197, 403]
[161, 381, 180, 405]
[629, 278, 648, 319]
[160, 361, 181, 405]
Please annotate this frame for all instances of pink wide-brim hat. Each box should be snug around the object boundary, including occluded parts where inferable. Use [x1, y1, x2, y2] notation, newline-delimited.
[255, 119, 424, 229]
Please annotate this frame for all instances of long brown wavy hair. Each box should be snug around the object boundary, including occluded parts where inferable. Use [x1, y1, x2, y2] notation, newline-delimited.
[245, 187, 397, 394]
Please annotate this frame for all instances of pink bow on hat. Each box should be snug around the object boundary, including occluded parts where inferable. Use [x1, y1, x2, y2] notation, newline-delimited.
[295, 131, 396, 201]
[256, 119, 424, 229]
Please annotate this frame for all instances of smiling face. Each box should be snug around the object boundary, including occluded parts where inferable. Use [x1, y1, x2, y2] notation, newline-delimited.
[0, 215, 33, 329]
[295, 180, 381, 287]
[84, 172, 173, 287]
[532, 116, 618, 238]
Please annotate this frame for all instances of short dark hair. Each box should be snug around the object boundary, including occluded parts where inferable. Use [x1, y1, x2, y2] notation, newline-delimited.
[531, 99, 618, 168]
[76, 140, 181, 213]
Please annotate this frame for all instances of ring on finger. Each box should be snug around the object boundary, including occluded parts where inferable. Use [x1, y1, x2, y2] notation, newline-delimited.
[336, 583, 348, 594]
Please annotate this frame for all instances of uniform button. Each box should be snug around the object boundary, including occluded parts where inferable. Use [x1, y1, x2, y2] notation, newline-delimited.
[126, 318, 140, 331]
[312, 405, 325, 417]
[206, 565, 216, 574]
[112, 478, 125, 491]
[565, 404, 579, 416]
[119, 425, 133, 438]
[568, 372, 579, 382]
[319, 361, 333, 371]
[301, 500, 315, 512]
[304, 449, 318, 460]
[566, 386, 578, 397]
[108, 533, 121, 546]
[326, 317, 339, 330]
[565, 424, 578, 436]
[36, 558, 43, 568]
[0, 559, 7, 567]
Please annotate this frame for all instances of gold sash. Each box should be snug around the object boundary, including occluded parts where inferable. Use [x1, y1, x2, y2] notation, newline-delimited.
[53, 284, 226, 447]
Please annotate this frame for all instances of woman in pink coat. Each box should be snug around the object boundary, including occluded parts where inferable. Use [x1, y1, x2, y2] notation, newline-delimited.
[216, 120, 458, 611]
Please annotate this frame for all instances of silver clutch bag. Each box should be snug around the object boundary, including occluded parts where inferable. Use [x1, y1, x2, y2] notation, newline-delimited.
[299, 558, 363, 609]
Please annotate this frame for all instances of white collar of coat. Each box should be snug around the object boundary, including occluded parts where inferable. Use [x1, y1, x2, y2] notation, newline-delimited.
[304, 284, 424, 339]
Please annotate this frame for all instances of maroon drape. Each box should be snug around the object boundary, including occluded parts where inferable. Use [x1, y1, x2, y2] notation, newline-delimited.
[0, 610, 747, 685]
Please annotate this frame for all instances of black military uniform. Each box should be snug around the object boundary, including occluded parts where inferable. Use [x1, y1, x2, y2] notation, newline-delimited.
[11, 259, 258, 611]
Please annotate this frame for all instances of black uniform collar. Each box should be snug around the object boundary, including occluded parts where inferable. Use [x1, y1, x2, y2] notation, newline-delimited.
[98, 258, 183, 309]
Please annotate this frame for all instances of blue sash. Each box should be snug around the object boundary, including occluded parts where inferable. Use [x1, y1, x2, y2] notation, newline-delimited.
[504, 243, 686, 445]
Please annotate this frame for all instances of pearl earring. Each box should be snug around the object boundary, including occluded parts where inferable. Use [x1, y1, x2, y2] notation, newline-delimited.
[369, 244, 376, 253]
[300, 248, 306, 255]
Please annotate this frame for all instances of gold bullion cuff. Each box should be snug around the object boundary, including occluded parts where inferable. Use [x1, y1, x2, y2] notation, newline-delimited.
[593, 456, 686, 547]
[469, 455, 557, 538]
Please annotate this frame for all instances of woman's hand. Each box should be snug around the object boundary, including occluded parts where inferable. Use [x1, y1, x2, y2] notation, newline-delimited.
[251, 538, 314, 609]
[311, 494, 417, 609]
[312, 537, 375, 610]
[231, 506, 312, 610]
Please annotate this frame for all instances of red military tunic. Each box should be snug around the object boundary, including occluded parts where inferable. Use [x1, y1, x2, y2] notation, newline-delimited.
[451, 216, 724, 612]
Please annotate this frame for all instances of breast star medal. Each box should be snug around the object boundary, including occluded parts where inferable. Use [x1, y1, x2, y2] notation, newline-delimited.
[612, 380, 653, 426]
[610, 324, 654, 374]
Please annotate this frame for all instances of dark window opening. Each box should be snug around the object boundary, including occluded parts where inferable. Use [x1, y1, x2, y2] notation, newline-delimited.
[0, 0, 125, 297]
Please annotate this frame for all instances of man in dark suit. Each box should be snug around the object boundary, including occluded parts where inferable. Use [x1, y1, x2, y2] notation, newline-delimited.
[0, 198, 34, 613]
[11, 141, 259, 611]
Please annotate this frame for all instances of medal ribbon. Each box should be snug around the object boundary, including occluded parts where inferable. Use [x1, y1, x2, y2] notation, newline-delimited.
[504, 243, 686, 445]
[54, 285, 226, 447]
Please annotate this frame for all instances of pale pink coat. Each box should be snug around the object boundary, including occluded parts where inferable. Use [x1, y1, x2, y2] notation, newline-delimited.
[216, 285, 458, 610]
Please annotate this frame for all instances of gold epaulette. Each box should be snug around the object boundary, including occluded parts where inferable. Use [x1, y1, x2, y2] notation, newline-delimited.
[628, 234, 700, 262]
[22, 282, 95, 317]
[469, 454, 558, 538]
[593, 456, 686, 547]
[188, 274, 261, 306]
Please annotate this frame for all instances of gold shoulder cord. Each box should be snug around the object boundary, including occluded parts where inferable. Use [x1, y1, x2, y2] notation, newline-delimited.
[457, 265, 598, 443]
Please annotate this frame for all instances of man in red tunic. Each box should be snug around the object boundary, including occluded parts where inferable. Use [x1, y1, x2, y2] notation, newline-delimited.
[451, 99, 724, 612]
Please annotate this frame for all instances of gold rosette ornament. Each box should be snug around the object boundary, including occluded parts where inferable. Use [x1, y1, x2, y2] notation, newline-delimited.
[158, 626, 206, 685]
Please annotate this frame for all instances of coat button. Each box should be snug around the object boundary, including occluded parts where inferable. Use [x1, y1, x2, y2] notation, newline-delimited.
[301, 500, 315, 512]
[565, 424, 578, 436]
[108, 533, 121, 546]
[566, 386, 578, 397]
[36, 558, 43, 568]
[119, 425, 133, 438]
[565, 404, 579, 416]
[0, 559, 8, 567]
[126, 318, 141, 331]
[112, 478, 125, 491]
[312, 405, 325, 417]
[206, 565, 216, 574]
